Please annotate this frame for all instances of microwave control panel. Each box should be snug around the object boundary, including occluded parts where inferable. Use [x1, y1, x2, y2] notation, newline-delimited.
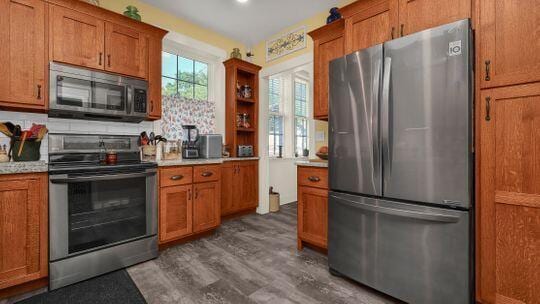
[134, 89, 147, 114]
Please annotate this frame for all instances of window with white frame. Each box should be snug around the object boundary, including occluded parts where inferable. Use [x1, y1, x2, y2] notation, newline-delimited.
[268, 77, 284, 157]
[294, 80, 309, 156]
[162, 52, 208, 101]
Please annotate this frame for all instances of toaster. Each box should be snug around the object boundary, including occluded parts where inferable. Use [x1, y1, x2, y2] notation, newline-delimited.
[198, 134, 223, 159]
[237, 145, 254, 157]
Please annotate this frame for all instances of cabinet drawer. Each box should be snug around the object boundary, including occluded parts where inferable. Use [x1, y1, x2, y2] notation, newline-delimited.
[160, 167, 193, 187]
[193, 165, 221, 183]
[298, 166, 328, 189]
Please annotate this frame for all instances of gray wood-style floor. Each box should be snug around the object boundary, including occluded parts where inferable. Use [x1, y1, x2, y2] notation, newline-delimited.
[127, 203, 399, 304]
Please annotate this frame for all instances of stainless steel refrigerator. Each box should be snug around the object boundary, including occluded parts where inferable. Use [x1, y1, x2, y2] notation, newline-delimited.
[328, 19, 473, 304]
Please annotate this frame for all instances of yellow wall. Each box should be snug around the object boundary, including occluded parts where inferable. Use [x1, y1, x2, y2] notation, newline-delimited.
[253, 0, 355, 67]
[315, 120, 328, 152]
[99, 0, 245, 55]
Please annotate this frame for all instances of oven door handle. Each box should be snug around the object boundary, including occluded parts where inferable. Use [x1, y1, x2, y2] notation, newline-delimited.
[50, 171, 156, 184]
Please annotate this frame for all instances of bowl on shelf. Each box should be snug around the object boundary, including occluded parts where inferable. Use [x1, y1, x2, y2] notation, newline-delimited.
[316, 152, 328, 160]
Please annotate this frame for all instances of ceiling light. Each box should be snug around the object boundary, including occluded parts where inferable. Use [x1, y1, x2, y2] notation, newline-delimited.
[237, 0, 248, 3]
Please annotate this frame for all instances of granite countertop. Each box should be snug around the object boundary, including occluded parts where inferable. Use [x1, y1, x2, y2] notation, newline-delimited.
[295, 159, 328, 168]
[157, 157, 260, 167]
[0, 161, 49, 175]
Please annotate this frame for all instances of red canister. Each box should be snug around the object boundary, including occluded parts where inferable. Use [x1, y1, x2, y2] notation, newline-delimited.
[106, 151, 118, 165]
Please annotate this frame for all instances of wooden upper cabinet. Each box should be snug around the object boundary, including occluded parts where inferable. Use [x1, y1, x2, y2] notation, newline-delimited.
[479, 0, 540, 89]
[193, 182, 220, 233]
[309, 20, 345, 120]
[159, 184, 193, 243]
[104, 22, 148, 79]
[477, 83, 540, 304]
[343, 0, 398, 53]
[0, 0, 46, 110]
[0, 173, 48, 290]
[398, 0, 471, 37]
[147, 34, 162, 119]
[50, 5, 105, 70]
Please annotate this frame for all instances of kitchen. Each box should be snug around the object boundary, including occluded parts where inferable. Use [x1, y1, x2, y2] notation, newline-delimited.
[0, 0, 538, 304]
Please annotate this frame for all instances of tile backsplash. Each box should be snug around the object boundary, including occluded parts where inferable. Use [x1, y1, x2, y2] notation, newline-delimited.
[0, 111, 157, 161]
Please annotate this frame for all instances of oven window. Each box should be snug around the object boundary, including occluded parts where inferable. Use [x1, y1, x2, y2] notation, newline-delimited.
[56, 77, 92, 107]
[67, 175, 147, 254]
[93, 82, 126, 111]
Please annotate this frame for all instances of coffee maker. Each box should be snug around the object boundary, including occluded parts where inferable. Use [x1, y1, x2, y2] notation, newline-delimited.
[182, 125, 199, 159]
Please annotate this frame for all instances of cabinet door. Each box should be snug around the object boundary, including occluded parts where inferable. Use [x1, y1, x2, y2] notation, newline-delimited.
[479, 0, 540, 88]
[238, 161, 258, 211]
[105, 22, 148, 79]
[50, 5, 104, 70]
[0, 174, 47, 290]
[344, 0, 398, 53]
[477, 84, 540, 304]
[147, 34, 162, 119]
[297, 186, 328, 249]
[159, 185, 192, 243]
[314, 35, 344, 119]
[0, 0, 46, 109]
[193, 182, 220, 233]
[220, 163, 236, 216]
[398, 0, 471, 37]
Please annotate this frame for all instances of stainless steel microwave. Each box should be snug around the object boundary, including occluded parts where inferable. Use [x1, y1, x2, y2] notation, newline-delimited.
[49, 62, 148, 123]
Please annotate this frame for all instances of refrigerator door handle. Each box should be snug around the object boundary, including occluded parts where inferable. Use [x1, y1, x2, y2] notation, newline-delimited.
[381, 57, 392, 180]
[372, 58, 382, 183]
[333, 196, 461, 223]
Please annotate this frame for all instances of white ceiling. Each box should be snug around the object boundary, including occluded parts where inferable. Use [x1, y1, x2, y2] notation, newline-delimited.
[140, 0, 340, 46]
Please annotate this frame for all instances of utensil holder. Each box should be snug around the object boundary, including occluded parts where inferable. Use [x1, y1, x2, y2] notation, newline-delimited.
[11, 140, 41, 162]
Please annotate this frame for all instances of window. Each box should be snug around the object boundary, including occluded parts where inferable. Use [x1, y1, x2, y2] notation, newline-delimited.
[294, 80, 308, 156]
[162, 52, 208, 100]
[268, 78, 284, 157]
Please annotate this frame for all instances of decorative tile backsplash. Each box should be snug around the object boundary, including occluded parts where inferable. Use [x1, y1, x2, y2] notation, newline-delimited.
[161, 96, 216, 140]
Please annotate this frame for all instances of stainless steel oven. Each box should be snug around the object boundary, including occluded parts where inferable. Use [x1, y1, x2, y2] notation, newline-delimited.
[48, 134, 158, 290]
[49, 62, 148, 122]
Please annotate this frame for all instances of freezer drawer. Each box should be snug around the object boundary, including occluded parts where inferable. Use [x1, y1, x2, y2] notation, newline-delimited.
[328, 192, 471, 304]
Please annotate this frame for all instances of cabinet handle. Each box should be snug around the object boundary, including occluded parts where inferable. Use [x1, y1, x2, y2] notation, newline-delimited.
[391, 27, 395, 39]
[201, 171, 213, 177]
[107, 54, 111, 67]
[99, 52, 103, 66]
[150, 100, 154, 113]
[308, 176, 321, 182]
[37, 85, 41, 99]
[195, 188, 199, 199]
[170, 175, 183, 181]
[485, 60, 491, 81]
[400, 24, 404, 37]
[188, 189, 192, 200]
[485, 97, 491, 121]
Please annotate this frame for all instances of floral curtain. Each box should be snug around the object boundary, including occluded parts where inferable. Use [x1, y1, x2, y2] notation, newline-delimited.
[161, 96, 215, 140]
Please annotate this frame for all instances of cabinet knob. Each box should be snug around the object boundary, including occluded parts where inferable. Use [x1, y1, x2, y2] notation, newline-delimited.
[201, 171, 213, 177]
[170, 175, 183, 181]
[308, 176, 321, 182]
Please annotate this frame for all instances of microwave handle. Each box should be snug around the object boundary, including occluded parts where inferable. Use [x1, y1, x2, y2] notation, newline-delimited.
[126, 85, 133, 114]
[50, 171, 155, 184]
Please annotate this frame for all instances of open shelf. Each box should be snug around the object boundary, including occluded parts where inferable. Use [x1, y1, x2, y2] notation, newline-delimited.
[224, 58, 262, 157]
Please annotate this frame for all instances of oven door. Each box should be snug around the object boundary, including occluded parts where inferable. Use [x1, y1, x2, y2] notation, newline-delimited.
[49, 169, 157, 261]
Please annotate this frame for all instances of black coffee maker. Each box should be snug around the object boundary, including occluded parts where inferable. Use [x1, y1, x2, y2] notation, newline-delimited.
[182, 125, 199, 159]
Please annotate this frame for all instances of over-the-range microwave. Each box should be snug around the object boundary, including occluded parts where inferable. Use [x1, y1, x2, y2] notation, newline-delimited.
[49, 62, 148, 123]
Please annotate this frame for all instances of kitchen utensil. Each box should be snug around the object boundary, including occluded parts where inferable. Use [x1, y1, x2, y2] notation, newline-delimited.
[4, 122, 15, 135]
[36, 127, 48, 142]
[149, 132, 155, 145]
[0, 123, 12, 137]
[139, 132, 149, 146]
[17, 131, 28, 157]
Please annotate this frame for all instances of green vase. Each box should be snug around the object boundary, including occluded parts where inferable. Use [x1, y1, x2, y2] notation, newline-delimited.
[124, 5, 141, 21]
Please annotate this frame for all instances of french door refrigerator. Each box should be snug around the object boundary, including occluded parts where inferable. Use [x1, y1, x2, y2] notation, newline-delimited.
[328, 19, 473, 304]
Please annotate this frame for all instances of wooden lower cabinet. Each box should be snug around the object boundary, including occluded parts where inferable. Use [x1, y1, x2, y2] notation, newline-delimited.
[297, 166, 328, 250]
[159, 166, 221, 245]
[193, 182, 221, 233]
[0, 173, 48, 290]
[477, 83, 540, 304]
[221, 160, 259, 217]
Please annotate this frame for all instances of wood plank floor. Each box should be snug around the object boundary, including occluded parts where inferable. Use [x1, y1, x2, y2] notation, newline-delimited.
[127, 203, 400, 304]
